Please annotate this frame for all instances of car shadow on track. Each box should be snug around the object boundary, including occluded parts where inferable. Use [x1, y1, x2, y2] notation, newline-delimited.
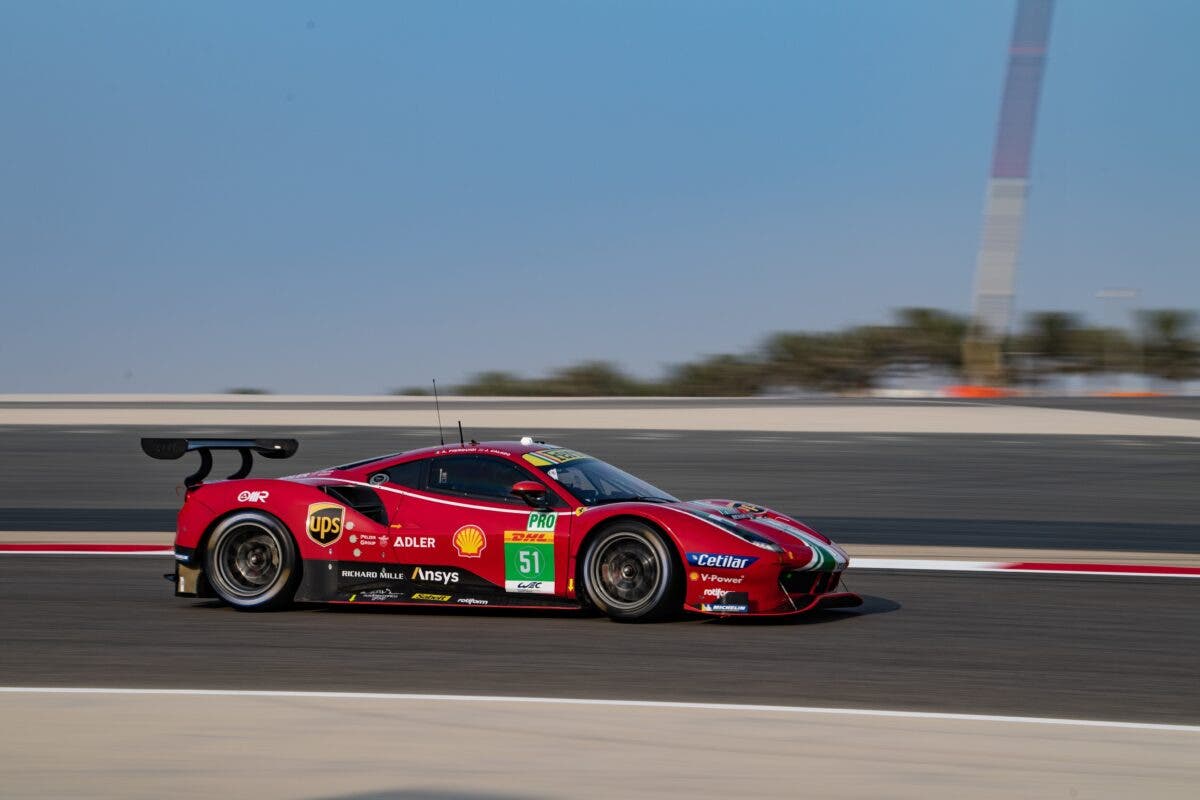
[186, 594, 899, 624]
[701, 594, 901, 626]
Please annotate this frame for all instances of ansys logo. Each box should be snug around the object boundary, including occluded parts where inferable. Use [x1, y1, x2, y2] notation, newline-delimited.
[306, 502, 345, 546]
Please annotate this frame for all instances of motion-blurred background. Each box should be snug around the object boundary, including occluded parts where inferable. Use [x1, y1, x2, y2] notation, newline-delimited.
[2, 0, 1196, 395]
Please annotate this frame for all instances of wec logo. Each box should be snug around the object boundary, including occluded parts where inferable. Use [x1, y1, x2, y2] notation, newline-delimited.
[237, 490, 269, 503]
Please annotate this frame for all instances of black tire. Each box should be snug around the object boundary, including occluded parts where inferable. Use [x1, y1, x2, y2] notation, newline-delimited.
[580, 521, 681, 622]
[204, 511, 299, 610]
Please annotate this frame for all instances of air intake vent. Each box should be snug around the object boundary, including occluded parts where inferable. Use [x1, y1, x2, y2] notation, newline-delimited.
[320, 485, 387, 526]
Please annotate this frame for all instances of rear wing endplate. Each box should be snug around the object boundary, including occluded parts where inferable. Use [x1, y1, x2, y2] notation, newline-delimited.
[141, 438, 299, 489]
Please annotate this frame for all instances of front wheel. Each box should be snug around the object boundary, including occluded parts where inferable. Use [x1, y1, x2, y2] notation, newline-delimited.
[580, 521, 681, 622]
[204, 512, 299, 610]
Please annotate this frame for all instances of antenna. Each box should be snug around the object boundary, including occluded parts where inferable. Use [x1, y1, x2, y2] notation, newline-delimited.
[457, 420, 465, 446]
[432, 379, 445, 446]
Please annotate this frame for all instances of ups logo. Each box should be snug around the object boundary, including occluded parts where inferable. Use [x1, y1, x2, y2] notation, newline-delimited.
[306, 502, 345, 546]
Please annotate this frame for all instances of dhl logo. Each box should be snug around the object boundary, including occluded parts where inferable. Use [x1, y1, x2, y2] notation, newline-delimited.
[504, 531, 554, 543]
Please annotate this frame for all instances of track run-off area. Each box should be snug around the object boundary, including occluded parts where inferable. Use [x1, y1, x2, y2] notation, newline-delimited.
[1, 398, 1198, 797]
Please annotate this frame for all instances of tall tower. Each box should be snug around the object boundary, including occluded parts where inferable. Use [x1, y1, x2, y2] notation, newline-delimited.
[965, 0, 1055, 382]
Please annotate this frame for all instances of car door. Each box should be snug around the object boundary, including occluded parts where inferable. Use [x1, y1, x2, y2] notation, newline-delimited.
[382, 454, 571, 600]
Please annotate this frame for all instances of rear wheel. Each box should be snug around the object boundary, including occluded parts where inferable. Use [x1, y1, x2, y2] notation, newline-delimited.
[580, 521, 681, 622]
[204, 512, 299, 610]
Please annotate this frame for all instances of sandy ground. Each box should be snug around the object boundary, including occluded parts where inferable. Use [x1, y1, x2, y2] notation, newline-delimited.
[3, 402, 1200, 436]
[0, 692, 1195, 800]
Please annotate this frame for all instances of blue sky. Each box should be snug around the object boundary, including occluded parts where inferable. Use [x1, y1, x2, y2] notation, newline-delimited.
[1, 0, 1196, 392]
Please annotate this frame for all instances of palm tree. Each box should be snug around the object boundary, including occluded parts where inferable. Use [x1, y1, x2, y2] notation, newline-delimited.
[1139, 310, 1200, 385]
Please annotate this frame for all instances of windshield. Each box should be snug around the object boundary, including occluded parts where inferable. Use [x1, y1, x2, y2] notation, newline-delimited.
[534, 457, 677, 506]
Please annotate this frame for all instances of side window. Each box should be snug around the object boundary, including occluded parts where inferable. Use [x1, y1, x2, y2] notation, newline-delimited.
[425, 455, 563, 507]
[372, 459, 424, 488]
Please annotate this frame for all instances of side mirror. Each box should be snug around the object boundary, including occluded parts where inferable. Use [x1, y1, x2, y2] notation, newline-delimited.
[511, 480, 550, 509]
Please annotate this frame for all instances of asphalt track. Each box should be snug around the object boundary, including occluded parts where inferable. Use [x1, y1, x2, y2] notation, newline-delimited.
[2, 409, 1198, 796]
[2, 426, 1197, 552]
[2, 555, 1197, 725]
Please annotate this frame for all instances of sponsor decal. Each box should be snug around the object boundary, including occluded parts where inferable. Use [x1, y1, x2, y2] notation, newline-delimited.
[522, 448, 588, 467]
[686, 553, 758, 570]
[505, 531, 554, 544]
[700, 573, 744, 585]
[237, 490, 269, 503]
[702, 501, 766, 520]
[411, 593, 451, 602]
[457, 597, 489, 606]
[339, 567, 406, 581]
[411, 566, 460, 585]
[389, 523, 404, 529]
[689, 571, 699, 582]
[574, 507, 587, 516]
[369, 473, 388, 485]
[393, 535, 436, 549]
[567, 577, 574, 593]
[452, 525, 487, 558]
[306, 502, 345, 546]
[700, 603, 750, 613]
[504, 530, 555, 594]
[702, 591, 749, 612]
[701, 587, 727, 598]
[526, 511, 557, 532]
[351, 588, 403, 602]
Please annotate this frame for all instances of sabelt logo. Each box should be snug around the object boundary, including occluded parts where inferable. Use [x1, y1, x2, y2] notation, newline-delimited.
[452, 525, 487, 558]
[411, 566, 460, 585]
[411, 593, 451, 602]
[306, 502, 345, 546]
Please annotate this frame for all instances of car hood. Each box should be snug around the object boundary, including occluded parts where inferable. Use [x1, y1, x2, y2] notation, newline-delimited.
[672, 498, 849, 571]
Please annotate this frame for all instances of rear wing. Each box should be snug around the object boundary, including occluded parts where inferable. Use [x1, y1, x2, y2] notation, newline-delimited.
[141, 438, 299, 489]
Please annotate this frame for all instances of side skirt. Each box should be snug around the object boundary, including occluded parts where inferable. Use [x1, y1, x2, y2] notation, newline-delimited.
[294, 558, 583, 610]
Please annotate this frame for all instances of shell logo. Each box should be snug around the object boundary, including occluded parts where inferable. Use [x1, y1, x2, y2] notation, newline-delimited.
[452, 525, 487, 558]
[689, 571, 699, 582]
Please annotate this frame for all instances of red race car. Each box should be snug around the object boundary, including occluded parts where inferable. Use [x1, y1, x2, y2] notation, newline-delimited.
[143, 436, 860, 621]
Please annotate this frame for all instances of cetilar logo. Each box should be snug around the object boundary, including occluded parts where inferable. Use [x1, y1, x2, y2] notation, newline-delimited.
[686, 553, 758, 570]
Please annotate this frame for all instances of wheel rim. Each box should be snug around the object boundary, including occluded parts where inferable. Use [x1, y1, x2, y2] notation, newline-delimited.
[590, 533, 662, 612]
[213, 523, 283, 599]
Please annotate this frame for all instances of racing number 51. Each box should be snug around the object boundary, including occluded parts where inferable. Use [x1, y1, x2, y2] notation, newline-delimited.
[518, 549, 541, 574]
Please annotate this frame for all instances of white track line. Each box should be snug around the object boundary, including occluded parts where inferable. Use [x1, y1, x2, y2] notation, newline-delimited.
[852, 558, 1200, 577]
[0, 687, 1195, 732]
[2, 549, 1198, 578]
